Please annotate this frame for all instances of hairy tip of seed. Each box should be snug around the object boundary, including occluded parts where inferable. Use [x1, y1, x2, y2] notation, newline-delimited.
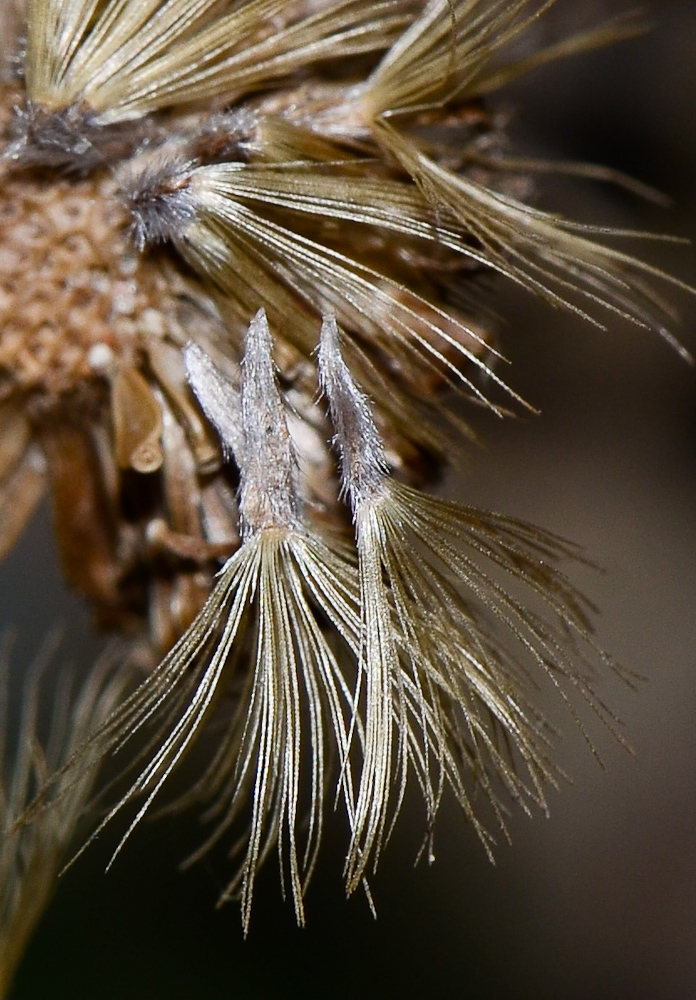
[119, 152, 198, 251]
[317, 314, 387, 509]
[238, 310, 299, 537]
[183, 342, 243, 463]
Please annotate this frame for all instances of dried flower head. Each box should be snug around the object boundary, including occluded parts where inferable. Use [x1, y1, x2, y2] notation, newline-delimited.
[0, 0, 689, 934]
[0, 0, 692, 654]
[0, 640, 127, 997]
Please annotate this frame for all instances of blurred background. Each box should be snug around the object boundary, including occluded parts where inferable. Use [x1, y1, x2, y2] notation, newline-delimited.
[7, 2, 696, 997]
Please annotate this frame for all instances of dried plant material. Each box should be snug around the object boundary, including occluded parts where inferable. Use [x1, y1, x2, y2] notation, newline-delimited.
[111, 365, 164, 473]
[0, 640, 127, 998]
[362, 0, 692, 343]
[62, 312, 362, 932]
[0, 0, 691, 648]
[317, 315, 628, 891]
[364, 0, 556, 115]
[182, 162, 511, 412]
[184, 342, 243, 463]
[0, 0, 687, 934]
[377, 124, 692, 345]
[147, 338, 220, 473]
[26, 0, 414, 121]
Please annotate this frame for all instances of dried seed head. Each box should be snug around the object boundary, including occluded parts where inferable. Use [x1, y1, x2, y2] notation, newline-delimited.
[0, 0, 685, 930]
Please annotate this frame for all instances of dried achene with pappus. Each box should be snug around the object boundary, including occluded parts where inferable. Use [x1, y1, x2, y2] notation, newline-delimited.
[0, 0, 691, 932]
[50, 309, 634, 933]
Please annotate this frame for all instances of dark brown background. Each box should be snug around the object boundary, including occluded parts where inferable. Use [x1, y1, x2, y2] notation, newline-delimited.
[8, 2, 696, 997]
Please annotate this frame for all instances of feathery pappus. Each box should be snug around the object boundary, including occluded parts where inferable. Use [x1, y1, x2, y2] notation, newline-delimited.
[56, 309, 633, 932]
[0, 0, 690, 932]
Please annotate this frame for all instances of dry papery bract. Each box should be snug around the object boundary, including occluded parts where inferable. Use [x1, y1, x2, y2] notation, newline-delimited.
[0, 0, 688, 931]
[0, 639, 127, 998]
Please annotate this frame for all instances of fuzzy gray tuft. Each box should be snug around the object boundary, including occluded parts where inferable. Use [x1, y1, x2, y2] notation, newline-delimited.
[119, 152, 199, 251]
[4, 100, 143, 173]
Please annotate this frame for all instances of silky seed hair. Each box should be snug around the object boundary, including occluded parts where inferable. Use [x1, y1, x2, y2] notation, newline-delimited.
[318, 316, 630, 890]
[0, 0, 688, 932]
